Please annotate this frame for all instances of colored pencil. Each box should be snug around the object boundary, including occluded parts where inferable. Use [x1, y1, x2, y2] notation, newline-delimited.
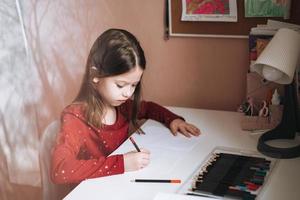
[129, 136, 141, 152]
[131, 179, 181, 183]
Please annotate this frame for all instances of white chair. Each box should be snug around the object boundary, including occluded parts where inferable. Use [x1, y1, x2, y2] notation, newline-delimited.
[39, 120, 72, 200]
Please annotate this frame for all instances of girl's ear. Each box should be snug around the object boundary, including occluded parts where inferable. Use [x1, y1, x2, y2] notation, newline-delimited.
[92, 77, 100, 83]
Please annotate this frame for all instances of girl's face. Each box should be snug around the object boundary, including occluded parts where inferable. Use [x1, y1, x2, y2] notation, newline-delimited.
[95, 66, 144, 108]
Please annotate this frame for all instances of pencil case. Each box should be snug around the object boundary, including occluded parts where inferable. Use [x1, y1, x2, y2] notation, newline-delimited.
[177, 146, 277, 200]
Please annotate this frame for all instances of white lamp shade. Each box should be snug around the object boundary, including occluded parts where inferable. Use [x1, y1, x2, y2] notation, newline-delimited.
[252, 28, 300, 84]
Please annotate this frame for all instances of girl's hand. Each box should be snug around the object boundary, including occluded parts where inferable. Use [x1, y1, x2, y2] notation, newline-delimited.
[170, 119, 201, 137]
[124, 148, 150, 172]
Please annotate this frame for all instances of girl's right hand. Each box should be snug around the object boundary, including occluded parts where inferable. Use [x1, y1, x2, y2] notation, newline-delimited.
[124, 148, 150, 172]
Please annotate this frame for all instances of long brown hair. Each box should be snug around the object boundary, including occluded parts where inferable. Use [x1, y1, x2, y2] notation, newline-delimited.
[75, 29, 146, 129]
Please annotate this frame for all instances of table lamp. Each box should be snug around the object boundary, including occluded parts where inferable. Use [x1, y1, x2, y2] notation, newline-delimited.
[252, 28, 300, 159]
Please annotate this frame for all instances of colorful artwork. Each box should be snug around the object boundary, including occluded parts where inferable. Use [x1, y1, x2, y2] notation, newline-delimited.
[181, 0, 237, 22]
[245, 0, 291, 18]
[186, 0, 230, 14]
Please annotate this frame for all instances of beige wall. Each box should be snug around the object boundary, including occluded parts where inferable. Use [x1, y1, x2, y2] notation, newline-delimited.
[142, 36, 248, 111]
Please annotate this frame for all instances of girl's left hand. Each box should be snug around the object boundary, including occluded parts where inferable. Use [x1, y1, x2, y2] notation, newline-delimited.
[169, 119, 201, 137]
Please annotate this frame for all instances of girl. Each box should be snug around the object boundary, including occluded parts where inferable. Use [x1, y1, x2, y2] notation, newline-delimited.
[51, 29, 200, 184]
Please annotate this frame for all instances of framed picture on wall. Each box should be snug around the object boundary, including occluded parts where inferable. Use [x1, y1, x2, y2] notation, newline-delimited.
[244, 0, 292, 19]
[181, 0, 237, 22]
[167, 0, 300, 38]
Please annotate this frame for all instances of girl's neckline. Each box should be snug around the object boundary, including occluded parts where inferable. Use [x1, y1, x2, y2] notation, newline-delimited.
[70, 101, 120, 128]
[102, 107, 118, 126]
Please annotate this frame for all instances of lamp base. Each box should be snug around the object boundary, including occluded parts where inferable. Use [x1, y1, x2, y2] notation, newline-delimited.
[257, 130, 300, 159]
[257, 83, 300, 159]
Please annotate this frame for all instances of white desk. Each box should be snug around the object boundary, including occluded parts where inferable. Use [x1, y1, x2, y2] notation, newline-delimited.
[63, 107, 300, 200]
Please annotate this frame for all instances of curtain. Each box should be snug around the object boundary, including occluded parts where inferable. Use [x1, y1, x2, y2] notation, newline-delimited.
[0, 0, 103, 188]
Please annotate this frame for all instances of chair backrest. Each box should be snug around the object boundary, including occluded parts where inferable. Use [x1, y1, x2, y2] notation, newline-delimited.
[39, 120, 71, 200]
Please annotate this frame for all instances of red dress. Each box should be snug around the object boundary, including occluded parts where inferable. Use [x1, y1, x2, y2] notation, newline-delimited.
[51, 101, 183, 184]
